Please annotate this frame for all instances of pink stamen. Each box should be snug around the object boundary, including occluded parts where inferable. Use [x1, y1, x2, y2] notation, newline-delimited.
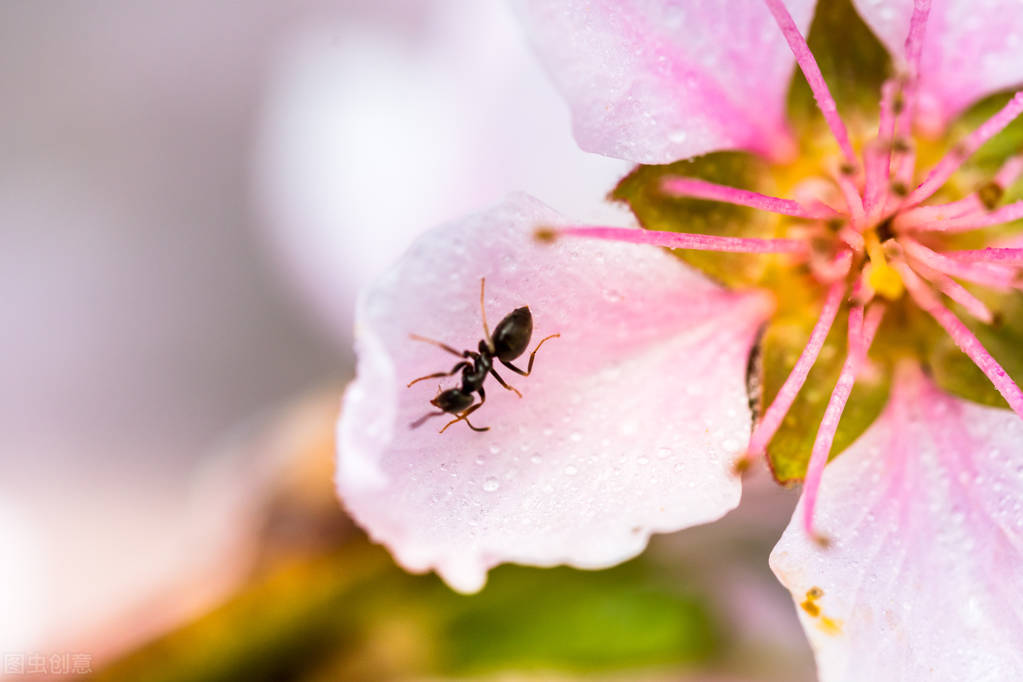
[909, 260, 995, 324]
[811, 248, 855, 283]
[746, 278, 848, 459]
[901, 238, 1021, 289]
[903, 0, 931, 82]
[886, 146, 918, 215]
[901, 199, 1023, 233]
[899, 153, 1023, 229]
[802, 303, 886, 540]
[894, 195, 985, 230]
[835, 170, 866, 229]
[660, 177, 839, 220]
[864, 81, 899, 220]
[553, 226, 808, 254]
[994, 154, 1023, 189]
[904, 91, 1023, 206]
[837, 226, 865, 251]
[762, 0, 857, 167]
[896, 261, 1023, 418]
[947, 247, 1023, 266]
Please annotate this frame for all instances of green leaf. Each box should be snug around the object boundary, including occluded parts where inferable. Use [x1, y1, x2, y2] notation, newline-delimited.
[442, 562, 719, 673]
[610, 151, 778, 288]
[92, 538, 722, 682]
[761, 300, 893, 483]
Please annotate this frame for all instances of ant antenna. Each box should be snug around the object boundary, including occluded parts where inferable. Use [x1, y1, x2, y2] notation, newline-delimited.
[480, 277, 494, 352]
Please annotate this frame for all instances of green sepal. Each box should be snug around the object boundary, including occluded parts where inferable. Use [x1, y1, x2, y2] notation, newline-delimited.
[786, 0, 891, 135]
[610, 151, 777, 288]
[953, 92, 1023, 172]
[761, 295, 893, 483]
[929, 291, 1023, 409]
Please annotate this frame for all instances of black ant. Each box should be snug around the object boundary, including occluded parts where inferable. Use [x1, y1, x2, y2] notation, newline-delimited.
[408, 278, 560, 433]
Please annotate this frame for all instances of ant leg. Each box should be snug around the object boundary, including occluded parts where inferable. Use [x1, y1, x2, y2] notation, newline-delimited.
[488, 366, 522, 398]
[407, 361, 469, 388]
[409, 333, 470, 359]
[479, 277, 494, 348]
[410, 411, 445, 429]
[439, 388, 489, 433]
[500, 333, 561, 376]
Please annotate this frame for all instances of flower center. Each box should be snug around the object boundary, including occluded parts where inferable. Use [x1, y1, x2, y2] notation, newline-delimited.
[539, 0, 1023, 544]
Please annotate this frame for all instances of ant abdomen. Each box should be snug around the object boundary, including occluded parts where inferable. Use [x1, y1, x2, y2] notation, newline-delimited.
[492, 306, 532, 361]
[431, 388, 473, 413]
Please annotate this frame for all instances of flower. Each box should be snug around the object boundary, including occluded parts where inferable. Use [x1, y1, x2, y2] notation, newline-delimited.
[337, 0, 1023, 678]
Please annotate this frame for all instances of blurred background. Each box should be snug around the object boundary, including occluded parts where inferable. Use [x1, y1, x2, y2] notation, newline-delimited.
[1, 2, 815, 680]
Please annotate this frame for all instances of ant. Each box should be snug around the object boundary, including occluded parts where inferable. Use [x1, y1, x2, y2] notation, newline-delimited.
[408, 278, 560, 433]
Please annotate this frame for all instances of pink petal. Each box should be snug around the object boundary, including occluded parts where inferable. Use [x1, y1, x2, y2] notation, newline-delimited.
[852, 0, 1023, 128]
[771, 365, 1023, 681]
[337, 193, 773, 592]
[514, 0, 816, 164]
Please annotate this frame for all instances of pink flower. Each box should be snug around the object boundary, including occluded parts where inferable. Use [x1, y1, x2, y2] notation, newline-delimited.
[337, 0, 1023, 678]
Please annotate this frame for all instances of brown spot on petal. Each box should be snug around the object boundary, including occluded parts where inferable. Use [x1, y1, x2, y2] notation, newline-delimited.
[807, 586, 824, 600]
[818, 616, 843, 635]
[732, 456, 753, 477]
[800, 598, 821, 617]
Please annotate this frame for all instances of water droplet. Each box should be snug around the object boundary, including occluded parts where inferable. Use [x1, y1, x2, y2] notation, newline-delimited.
[637, 456, 650, 465]
[569, 432, 582, 442]
[530, 454, 543, 464]
[474, 455, 485, 465]
[657, 447, 672, 459]
[603, 288, 623, 302]
[564, 465, 578, 476]
[482, 477, 500, 492]
[489, 445, 501, 455]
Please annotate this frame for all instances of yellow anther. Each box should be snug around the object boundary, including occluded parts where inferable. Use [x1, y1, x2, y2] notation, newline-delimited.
[864, 230, 904, 300]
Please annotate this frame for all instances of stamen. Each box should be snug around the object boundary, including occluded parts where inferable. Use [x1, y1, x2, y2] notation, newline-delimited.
[904, 91, 1023, 206]
[900, 199, 1023, 233]
[908, 260, 995, 324]
[894, 196, 987, 230]
[802, 303, 886, 542]
[947, 247, 1023, 267]
[903, 0, 932, 84]
[896, 261, 1023, 418]
[745, 278, 848, 460]
[892, 153, 1020, 226]
[660, 177, 839, 220]
[863, 80, 899, 220]
[835, 168, 866, 229]
[837, 226, 865, 251]
[811, 248, 855, 283]
[887, 146, 918, 215]
[548, 226, 808, 254]
[901, 238, 1020, 289]
[994, 154, 1023, 189]
[762, 0, 857, 167]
